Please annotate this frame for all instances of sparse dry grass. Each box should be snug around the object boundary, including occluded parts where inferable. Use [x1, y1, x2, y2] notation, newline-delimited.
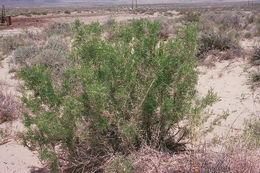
[104, 145, 260, 173]
[0, 86, 20, 124]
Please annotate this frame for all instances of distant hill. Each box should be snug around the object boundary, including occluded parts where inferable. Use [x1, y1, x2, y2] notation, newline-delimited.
[0, 0, 259, 7]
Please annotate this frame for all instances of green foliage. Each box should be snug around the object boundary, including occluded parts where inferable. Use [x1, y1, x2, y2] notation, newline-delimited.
[188, 88, 219, 139]
[19, 19, 199, 171]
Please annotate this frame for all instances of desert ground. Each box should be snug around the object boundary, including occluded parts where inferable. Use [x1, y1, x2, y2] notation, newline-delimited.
[0, 2, 260, 172]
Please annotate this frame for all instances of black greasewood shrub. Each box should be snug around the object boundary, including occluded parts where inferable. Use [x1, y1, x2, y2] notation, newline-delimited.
[198, 32, 239, 58]
[19, 19, 199, 171]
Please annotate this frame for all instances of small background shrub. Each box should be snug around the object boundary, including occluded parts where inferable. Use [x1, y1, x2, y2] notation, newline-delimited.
[0, 35, 25, 55]
[43, 22, 72, 38]
[198, 31, 239, 58]
[252, 47, 260, 64]
[0, 86, 20, 124]
[184, 12, 200, 23]
[12, 44, 38, 66]
[244, 32, 252, 39]
[64, 10, 71, 14]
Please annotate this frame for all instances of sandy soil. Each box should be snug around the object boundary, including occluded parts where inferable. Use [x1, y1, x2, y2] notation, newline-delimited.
[0, 55, 19, 93]
[197, 58, 260, 144]
[0, 54, 44, 172]
[0, 140, 44, 173]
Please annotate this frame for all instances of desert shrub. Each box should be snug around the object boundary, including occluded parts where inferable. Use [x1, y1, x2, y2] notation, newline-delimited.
[244, 32, 252, 38]
[43, 22, 72, 38]
[35, 49, 67, 67]
[247, 14, 255, 24]
[0, 35, 25, 55]
[198, 32, 239, 58]
[250, 71, 260, 84]
[136, 8, 147, 14]
[11, 36, 68, 69]
[31, 11, 41, 15]
[184, 12, 200, 23]
[12, 44, 38, 66]
[24, 30, 43, 41]
[211, 12, 242, 29]
[34, 36, 68, 79]
[19, 19, 203, 172]
[103, 17, 117, 29]
[45, 36, 68, 51]
[253, 47, 260, 62]
[64, 10, 71, 14]
[256, 16, 260, 36]
[42, 11, 48, 15]
[0, 87, 20, 124]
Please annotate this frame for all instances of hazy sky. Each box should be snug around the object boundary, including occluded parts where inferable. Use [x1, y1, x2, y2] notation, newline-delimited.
[0, 0, 259, 6]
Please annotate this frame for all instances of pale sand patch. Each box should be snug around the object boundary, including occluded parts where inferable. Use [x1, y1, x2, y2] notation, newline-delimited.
[0, 55, 43, 172]
[240, 37, 260, 50]
[197, 58, 260, 142]
[0, 140, 43, 173]
[0, 55, 20, 94]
